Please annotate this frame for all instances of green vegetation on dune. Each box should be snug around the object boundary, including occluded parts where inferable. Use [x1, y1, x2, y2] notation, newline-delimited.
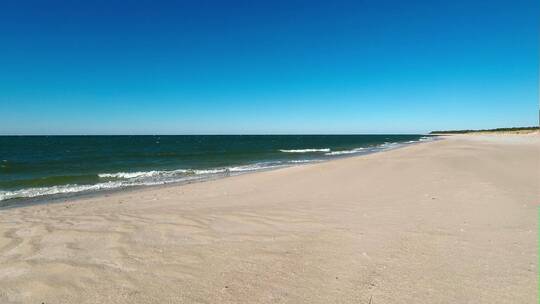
[430, 126, 539, 134]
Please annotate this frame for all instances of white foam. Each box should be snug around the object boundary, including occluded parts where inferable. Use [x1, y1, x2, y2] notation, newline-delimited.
[99, 167, 257, 180]
[0, 174, 211, 202]
[97, 165, 278, 181]
[0, 164, 285, 201]
[99, 168, 203, 179]
[378, 142, 399, 149]
[229, 162, 286, 172]
[289, 159, 319, 163]
[0, 182, 125, 202]
[325, 148, 366, 156]
[190, 168, 227, 174]
[100, 171, 161, 179]
[279, 148, 330, 153]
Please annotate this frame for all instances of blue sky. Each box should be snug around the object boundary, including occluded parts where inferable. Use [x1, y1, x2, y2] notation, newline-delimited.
[0, 0, 538, 134]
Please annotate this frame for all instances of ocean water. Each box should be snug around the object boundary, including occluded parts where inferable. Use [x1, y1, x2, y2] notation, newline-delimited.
[0, 135, 433, 204]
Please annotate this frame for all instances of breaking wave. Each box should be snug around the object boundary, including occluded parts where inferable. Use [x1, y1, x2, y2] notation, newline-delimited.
[1, 136, 434, 203]
[279, 148, 330, 153]
[0, 161, 311, 202]
[325, 147, 366, 156]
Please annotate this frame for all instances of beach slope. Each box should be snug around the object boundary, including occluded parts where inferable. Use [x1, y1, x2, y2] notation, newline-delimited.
[0, 135, 538, 303]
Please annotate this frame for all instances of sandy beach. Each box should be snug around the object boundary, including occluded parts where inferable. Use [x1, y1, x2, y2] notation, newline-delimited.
[0, 134, 538, 303]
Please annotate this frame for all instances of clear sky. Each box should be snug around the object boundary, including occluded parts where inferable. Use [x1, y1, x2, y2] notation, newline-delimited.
[0, 0, 538, 135]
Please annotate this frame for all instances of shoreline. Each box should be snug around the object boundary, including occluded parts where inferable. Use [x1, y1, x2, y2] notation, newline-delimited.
[0, 137, 437, 209]
[0, 133, 537, 303]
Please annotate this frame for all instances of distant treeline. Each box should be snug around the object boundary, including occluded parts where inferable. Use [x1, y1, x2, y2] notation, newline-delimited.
[429, 126, 539, 134]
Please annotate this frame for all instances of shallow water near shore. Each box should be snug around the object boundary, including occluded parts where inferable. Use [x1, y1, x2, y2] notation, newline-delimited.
[0, 135, 433, 204]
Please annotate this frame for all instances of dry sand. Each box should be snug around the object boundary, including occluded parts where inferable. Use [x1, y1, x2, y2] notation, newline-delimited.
[0, 134, 538, 303]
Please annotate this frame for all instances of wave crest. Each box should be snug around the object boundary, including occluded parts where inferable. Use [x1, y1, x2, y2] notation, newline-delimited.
[325, 147, 366, 156]
[279, 148, 330, 153]
[0, 182, 125, 202]
[0, 161, 309, 202]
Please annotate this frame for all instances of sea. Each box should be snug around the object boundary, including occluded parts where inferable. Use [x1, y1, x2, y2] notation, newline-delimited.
[0, 135, 434, 206]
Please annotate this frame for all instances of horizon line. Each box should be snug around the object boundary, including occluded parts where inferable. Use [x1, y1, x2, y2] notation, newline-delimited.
[0, 133, 431, 136]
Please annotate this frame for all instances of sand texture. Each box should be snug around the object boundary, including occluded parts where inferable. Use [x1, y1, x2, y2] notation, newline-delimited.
[0, 135, 538, 303]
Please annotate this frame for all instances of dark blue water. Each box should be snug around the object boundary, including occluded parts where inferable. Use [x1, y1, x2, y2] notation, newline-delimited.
[0, 135, 432, 203]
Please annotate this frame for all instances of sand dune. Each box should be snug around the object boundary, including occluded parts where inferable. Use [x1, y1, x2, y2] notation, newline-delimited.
[0, 135, 538, 303]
